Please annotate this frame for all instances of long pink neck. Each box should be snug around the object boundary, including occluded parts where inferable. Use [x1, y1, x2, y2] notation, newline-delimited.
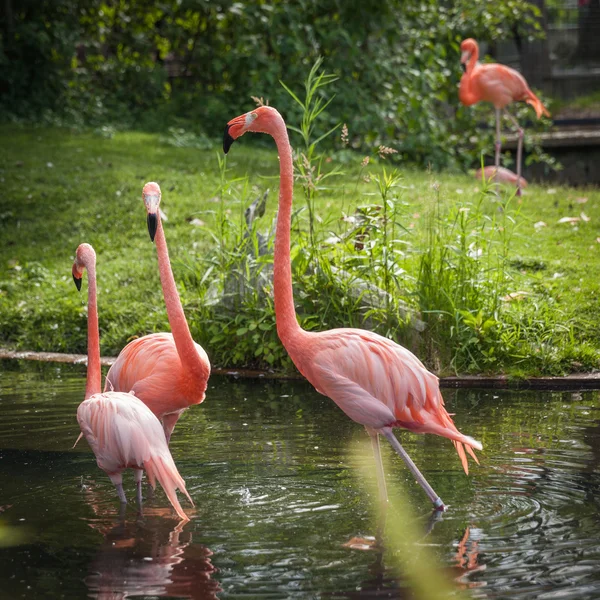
[85, 259, 101, 399]
[467, 44, 479, 73]
[155, 216, 208, 380]
[269, 116, 303, 349]
[459, 47, 480, 105]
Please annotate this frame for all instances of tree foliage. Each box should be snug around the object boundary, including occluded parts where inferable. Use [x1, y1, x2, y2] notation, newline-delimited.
[0, 0, 543, 168]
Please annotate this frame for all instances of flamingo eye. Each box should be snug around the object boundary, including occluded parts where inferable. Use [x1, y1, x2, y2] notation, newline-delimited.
[245, 112, 258, 128]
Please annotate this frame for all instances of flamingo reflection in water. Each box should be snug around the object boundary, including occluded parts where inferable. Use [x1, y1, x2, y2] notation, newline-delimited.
[450, 526, 486, 590]
[82, 485, 219, 600]
[339, 518, 486, 596]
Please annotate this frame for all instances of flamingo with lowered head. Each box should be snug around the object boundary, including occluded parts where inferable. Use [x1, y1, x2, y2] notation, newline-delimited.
[105, 183, 210, 444]
[223, 106, 482, 511]
[459, 38, 550, 195]
[72, 243, 193, 520]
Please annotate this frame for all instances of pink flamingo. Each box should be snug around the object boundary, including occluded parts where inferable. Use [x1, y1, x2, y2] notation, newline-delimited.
[223, 107, 482, 510]
[476, 166, 528, 188]
[105, 183, 210, 444]
[459, 38, 550, 195]
[72, 243, 193, 520]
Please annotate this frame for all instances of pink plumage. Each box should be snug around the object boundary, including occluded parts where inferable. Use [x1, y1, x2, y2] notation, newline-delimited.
[105, 183, 210, 443]
[77, 392, 193, 521]
[459, 38, 549, 196]
[476, 166, 528, 188]
[72, 243, 193, 520]
[459, 39, 549, 118]
[224, 106, 482, 510]
[299, 329, 481, 474]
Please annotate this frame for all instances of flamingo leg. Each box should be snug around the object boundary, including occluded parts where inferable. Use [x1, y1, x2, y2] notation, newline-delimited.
[115, 483, 127, 504]
[134, 469, 144, 507]
[109, 473, 127, 504]
[494, 108, 502, 169]
[366, 427, 388, 508]
[380, 427, 445, 511]
[505, 109, 524, 196]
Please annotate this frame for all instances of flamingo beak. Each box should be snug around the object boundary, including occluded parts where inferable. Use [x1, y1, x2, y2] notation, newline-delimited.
[460, 51, 470, 71]
[147, 213, 158, 242]
[223, 124, 235, 154]
[73, 273, 82, 291]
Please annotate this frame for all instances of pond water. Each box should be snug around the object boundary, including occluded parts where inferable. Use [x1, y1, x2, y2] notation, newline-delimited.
[1, 360, 600, 599]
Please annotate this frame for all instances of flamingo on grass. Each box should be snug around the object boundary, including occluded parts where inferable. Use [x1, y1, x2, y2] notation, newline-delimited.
[223, 106, 482, 511]
[459, 38, 550, 195]
[105, 183, 210, 444]
[476, 165, 528, 189]
[72, 243, 193, 520]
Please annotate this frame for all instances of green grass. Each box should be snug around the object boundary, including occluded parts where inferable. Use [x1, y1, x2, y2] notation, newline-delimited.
[1, 124, 599, 376]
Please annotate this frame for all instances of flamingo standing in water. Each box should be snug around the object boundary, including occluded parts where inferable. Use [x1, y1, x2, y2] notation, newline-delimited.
[459, 38, 550, 195]
[72, 243, 193, 520]
[105, 183, 210, 444]
[223, 107, 482, 510]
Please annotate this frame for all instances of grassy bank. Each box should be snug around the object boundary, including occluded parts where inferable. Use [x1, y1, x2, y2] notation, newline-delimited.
[1, 124, 599, 376]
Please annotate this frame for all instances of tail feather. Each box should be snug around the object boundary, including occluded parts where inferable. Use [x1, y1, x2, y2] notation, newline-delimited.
[525, 90, 550, 119]
[429, 405, 482, 474]
[144, 455, 193, 521]
[453, 441, 480, 475]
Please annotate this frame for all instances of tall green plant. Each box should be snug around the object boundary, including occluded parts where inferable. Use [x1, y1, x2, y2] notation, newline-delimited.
[280, 57, 342, 250]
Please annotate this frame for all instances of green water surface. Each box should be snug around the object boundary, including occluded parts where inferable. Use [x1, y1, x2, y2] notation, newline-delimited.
[1, 360, 600, 599]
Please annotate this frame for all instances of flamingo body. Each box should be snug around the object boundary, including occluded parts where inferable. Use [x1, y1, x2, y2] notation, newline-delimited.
[105, 182, 210, 443]
[106, 333, 209, 420]
[476, 166, 528, 188]
[77, 391, 193, 521]
[459, 61, 548, 117]
[297, 328, 481, 474]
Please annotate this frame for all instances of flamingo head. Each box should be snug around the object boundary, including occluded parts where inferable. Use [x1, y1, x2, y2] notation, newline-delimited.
[72, 243, 95, 291]
[223, 106, 282, 153]
[142, 181, 161, 242]
[460, 38, 478, 72]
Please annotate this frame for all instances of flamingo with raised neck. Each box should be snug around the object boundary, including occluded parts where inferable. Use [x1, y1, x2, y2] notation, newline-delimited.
[105, 183, 210, 443]
[223, 106, 482, 511]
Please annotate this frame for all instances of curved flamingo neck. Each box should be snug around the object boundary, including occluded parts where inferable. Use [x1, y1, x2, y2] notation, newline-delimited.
[467, 44, 479, 73]
[459, 47, 480, 106]
[154, 216, 208, 380]
[84, 257, 101, 399]
[268, 115, 303, 348]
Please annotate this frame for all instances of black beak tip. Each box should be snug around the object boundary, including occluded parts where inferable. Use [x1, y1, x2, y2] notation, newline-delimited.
[223, 125, 235, 154]
[147, 213, 157, 242]
[73, 274, 82, 292]
[461, 62, 467, 73]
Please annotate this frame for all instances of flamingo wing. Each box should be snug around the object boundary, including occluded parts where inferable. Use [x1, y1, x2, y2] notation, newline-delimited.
[77, 391, 193, 519]
[303, 329, 481, 472]
[473, 64, 529, 107]
[106, 333, 177, 395]
[105, 332, 208, 417]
